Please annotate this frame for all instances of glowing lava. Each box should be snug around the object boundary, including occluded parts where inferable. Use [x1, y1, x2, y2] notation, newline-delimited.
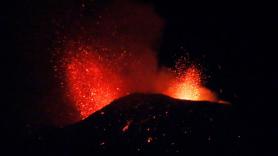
[65, 48, 124, 119]
[166, 66, 201, 100]
[165, 66, 217, 102]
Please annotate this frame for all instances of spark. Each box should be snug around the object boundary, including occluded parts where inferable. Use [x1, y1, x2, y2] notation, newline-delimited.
[122, 120, 132, 132]
[147, 137, 153, 143]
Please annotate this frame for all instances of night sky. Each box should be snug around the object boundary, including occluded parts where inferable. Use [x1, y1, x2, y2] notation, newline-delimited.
[3, 0, 278, 155]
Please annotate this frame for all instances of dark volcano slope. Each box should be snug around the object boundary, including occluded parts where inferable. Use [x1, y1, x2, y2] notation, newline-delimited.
[48, 93, 242, 155]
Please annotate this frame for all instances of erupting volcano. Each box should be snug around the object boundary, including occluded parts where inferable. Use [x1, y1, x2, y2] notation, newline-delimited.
[56, 0, 220, 120]
[10, 0, 274, 155]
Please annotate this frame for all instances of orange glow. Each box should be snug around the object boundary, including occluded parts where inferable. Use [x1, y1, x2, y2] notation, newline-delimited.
[167, 66, 201, 100]
[165, 66, 217, 102]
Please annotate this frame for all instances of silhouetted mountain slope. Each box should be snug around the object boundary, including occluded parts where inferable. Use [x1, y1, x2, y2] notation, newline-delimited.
[29, 93, 242, 155]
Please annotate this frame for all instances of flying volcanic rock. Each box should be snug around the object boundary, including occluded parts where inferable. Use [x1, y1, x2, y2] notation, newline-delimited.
[32, 93, 242, 155]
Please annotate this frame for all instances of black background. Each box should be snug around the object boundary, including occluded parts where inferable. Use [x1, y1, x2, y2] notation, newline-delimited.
[2, 0, 277, 154]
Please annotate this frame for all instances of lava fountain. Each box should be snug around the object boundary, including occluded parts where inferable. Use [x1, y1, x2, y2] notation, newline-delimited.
[164, 64, 217, 102]
[65, 49, 123, 118]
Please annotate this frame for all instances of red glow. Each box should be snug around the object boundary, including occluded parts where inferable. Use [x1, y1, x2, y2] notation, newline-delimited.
[65, 48, 124, 119]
